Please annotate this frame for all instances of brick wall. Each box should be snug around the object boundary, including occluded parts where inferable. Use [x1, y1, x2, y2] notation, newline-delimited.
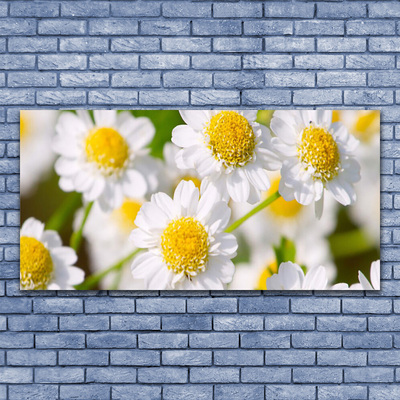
[0, 1, 399, 399]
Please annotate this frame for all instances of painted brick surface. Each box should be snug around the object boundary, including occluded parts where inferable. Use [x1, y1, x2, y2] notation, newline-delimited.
[0, 1, 398, 398]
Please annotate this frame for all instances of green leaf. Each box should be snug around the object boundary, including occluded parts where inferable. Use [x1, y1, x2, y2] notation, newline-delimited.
[273, 237, 296, 267]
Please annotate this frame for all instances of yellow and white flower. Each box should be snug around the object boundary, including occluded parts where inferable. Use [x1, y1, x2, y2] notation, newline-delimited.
[130, 180, 238, 290]
[20, 110, 59, 196]
[53, 110, 158, 211]
[172, 110, 281, 204]
[20, 217, 84, 290]
[332, 260, 380, 290]
[271, 110, 361, 218]
[266, 261, 328, 290]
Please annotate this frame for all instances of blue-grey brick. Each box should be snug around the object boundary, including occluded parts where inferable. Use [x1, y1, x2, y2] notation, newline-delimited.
[112, 71, 160, 88]
[193, 54, 241, 70]
[214, 315, 263, 331]
[318, 71, 366, 87]
[265, 2, 314, 18]
[0, 297, 31, 314]
[162, 38, 210, 53]
[87, 332, 136, 349]
[241, 332, 291, 349]
[214, 72, 264, 89]
[190, 367, 239, 383]
[317, 316, 366, 331]
[371, 386, 400, 400]
[266, 71, 315, 88]
[0, 367, 32, 383]
[8, 315, 57, 331]
[243, 55, 292, 70]
[215, 385, 264, 400]
[295, 20, 344, 36]
[292, 332, 341, 349]
[343, 299, 391, 314]
[7, 349, 56, 366]
[89, 19, 138, 35]
[163, 2, 210, 18]
[318, 38, 366, 53]
[345, 367, 393, 383]
[296, 55, 344, 69]
[346, 55, 395, 69]
[111, 315, 160, 330]
[265, 37, 314, 52]
[139, 333, 187, 349]
[37, 90, 86, 105]
[370, 38, 400, 52]
[60, 315, 109, 331]
[369, 71, 400, 87]
[141, 54, 189, 70]
[10, 2, 59, 17]
[381, 229, 392, 245]
[294, 89, 342, 105]
[110, 350, 159, 366]
[213, 3, 262, 18]
[369, 350, 400, 366]
[60, 72, 109, 88]
[136, 298, 185, 313]
[0, 332, 33, 348]
[62, 2, 109, 17]
[239, 297, 289, 313]
[347, 20, 396, 36]
[9, 37, 57, 53]
[187, 298, 237, 313]
[292, 298, 341, 313]
[34, 298, 83, 314]
[193, 20, 241, 36]
[60, 385, 110, 400]
[162, 315, 211, 331]
[214, 350, 263, 366]
[214, 38, 262, 53]
[8, 72, 56, 88]
[39, 19, 86, 35]
[318, 350, 366, 366]
[85, 298, 135, 313]
[0, 54, 35, 70]
[318, 385, 367, 400]
[189, 332, 238, 348]
[6, 143, 19, 158]
[163, 71, 212, 88]
[0, 2, 7, 17]
[90, 54, 138, 70]
[9, 385, 58, 400]
[0, 263, 19, 278]
[0, 194, 19, 209]
[242, 89, 291, 106]
[265, 350, 315, 365]
[111, 38, 159, 53]
[0, 227, 19, 244]
[138, 367, 187, 383]
[59, 350, 109, 366]
[38, 54, 86, 70]
[293, 367, 342, 383]
[112, 385, 161, 400]
[163, 385, 212, 400]
[86, 367, 136, 383]
[0, 315, 4, 330]
[140, 90, 188, 105]
[369, 2, 400, 18]
[265, 385, 316, 400]
[60, 38, 108, 53]
[345, 89, 393, 105]
[0, 19, 36, 35]
[162, 350, 211, 366]
[317, 3, 366, 18]
[242, 367, 291, 383]
[369, 316, 400, 331]
[35, 367, 84, 383]
[141, 20, 189, 36]
[344, 333, 392, 349]
[89, 90, 138, 105]
[112, 2, 160, 17]
[244, 21, 293, 36]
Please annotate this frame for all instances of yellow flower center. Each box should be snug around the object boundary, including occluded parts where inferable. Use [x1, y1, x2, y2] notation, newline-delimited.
[331, 110, 341, 124]
[20, 237, 54, 290]
[205, 111, 256, 168]
[257, 262, 278, 290]
[85, 127, 129, 175]
[112, 198, 142, 235]
[20, 111, 31, 143]
[352, 111, 380, 143]
[267, 178, 303, 219]
[161, 217, 209, 277]
[298, 125, 340, 182]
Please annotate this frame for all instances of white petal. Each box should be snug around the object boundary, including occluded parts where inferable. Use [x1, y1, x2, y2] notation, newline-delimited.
[207, 256, 235, 284]
[93, 110, 117, 127]
[131, 252, 163, 279]
[358, 270, 374, 290]
[314, 193, 324, 220]
[21, 217, 45, 240]
[123, 169, 147, 198]
[172, 125, 200, 148]
[303, 266, 328, 290]
[211, 233, 238, 256]
[135, 202, 169, 233]
[270, 117, 297, 144]
[59, 177, 75, 192]
[55, 158, 80, 177]
[326, 179, 352, 206]
[244, 164, 270, 191]
[41, 231, 62, 249]
[152, 192, 177, 220]
[51, 246, 78, 266]
[227, 169, 250, 202]
[207, 201, 231, 234]
[130, 229, 158, 249]
[173, 180, 199, 217]
[370, 260, 380, 290]
[85, 178, 106, 202]
[64, 266, 85, 286]
[179, 110, 209, 131]
[123, 117, 155, 151]
[195, 184, 220, 222]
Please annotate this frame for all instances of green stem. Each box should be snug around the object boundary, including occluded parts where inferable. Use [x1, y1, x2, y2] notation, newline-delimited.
[75, 248, 141, 290]
[225, 191, 281, 233]
[70, 201, 94, 252]
[46, 193, 82, 232]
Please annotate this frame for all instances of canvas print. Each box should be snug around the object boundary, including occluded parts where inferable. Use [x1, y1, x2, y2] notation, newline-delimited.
[20, 110, 380, 291]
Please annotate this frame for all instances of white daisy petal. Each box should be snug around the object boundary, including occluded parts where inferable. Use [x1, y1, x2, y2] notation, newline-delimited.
[93, 110, 117, 127]
[172, 125, 200, 148]
[174, 180, 199, 217]
[227, 169, 250, 203]
[179, 110, 209, 131]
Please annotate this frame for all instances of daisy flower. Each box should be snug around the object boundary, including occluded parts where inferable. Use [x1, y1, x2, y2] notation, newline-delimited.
[53, 110, 159, 211]
[266, 261, 328, 291]
[130, 180, 238, 290]
[20, 110, 59, 196]
[79, 198, 146, 290]
[270, 110, 361, 218]
[20, 217, 84, 290]
[172, 110, 281, 204]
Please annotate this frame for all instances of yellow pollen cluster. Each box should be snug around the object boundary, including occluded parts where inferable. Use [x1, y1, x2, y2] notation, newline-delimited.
[112, 199, 142, 234]
[298, 125, 340, 182]
[205, 111, 256, 168]
[267, 178, 302, 218]
[85, 127, 129, 175]
[20, 237, 54, 290]
[161, 217, 209, 277]
[353, 111, 380, 143]
[257, 262, 278, 290]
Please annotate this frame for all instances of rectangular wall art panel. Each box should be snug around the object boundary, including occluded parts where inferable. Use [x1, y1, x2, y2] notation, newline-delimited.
[20, 110, 380, 291]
